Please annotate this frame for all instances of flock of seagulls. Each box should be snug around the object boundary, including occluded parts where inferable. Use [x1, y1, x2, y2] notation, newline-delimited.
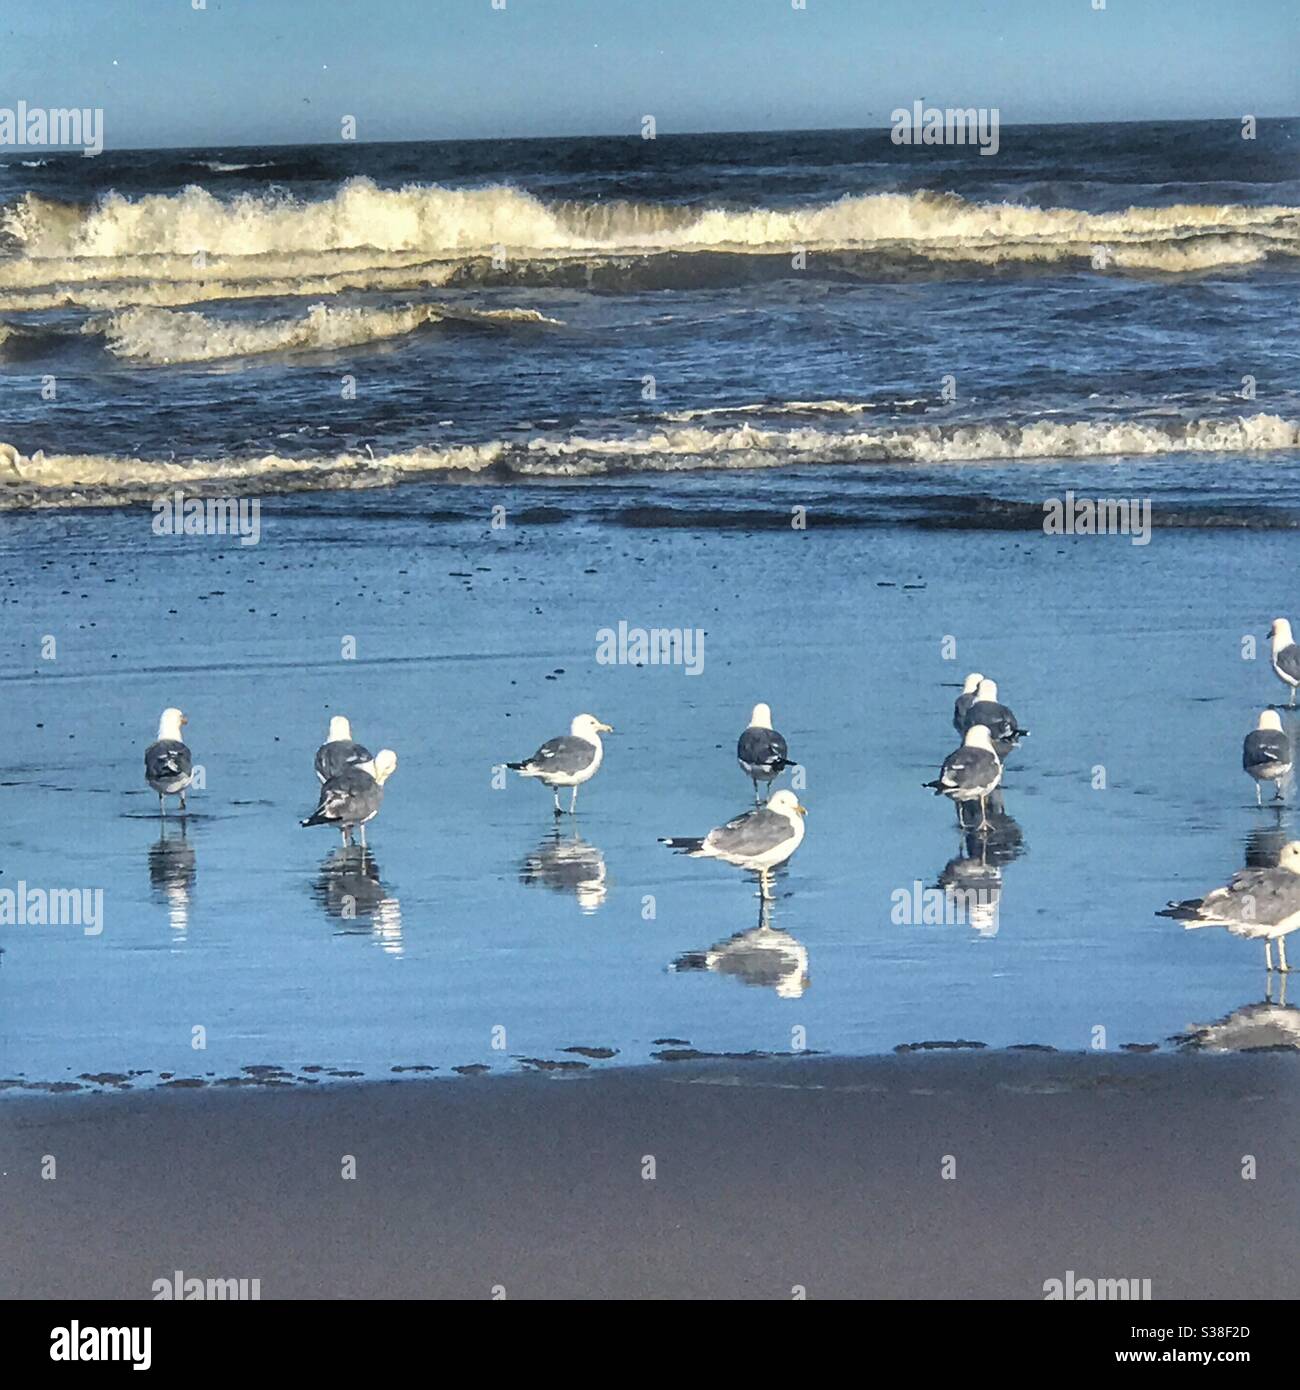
[139, 618, 1300, 974]
[1158, 616, 1300, 972]
[925, 675, 1029, 830]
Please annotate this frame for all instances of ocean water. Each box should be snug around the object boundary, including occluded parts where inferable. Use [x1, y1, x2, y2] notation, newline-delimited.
[1, 121, 1299, 1090]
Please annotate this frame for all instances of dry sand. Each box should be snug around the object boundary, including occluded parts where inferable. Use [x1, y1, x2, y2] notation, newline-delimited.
[2, 1049, 1296, 1300]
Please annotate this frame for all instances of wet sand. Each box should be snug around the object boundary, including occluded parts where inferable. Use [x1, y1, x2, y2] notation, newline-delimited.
[2, 1049, 1297, 1300]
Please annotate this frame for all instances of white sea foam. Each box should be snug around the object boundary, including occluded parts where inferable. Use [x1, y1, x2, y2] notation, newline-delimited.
[1, 413, 1295, 509]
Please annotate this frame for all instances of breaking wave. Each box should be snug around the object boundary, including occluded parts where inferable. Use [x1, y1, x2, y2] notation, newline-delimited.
[0, 181, 1296, 310]
[1, 412, 1295, 509]
[95, 300, 559, 363]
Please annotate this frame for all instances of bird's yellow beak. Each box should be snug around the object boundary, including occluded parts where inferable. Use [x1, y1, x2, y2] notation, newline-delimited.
[180, 715, 189, 726]
[796, 803, 808, 816]
[597, 721, 614, 733]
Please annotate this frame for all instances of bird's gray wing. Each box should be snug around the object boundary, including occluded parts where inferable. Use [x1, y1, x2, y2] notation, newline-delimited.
[1204, 867, 1300, 925]
[940, 746, 999, 790]
[1244, 730, 1291, 771]
[316, 739, 373, 781]
[313, 768, 381, 821]
[522, 735, 596, 775]
[966, 700, 1018, 741]
[1277, 644, 1300, 682]
[953, 692, 975, 732]
[145, 739, 192, 780]
[737, 727, 789, 770]
[705, 807, 795, 857]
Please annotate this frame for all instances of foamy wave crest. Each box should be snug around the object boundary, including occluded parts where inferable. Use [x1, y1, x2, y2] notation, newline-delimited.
[97, 300, 558, 363]
[1, 413, 1296, 509]
[1, 181, 1295, 305]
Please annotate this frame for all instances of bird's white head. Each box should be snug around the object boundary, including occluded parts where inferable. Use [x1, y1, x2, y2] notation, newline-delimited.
[327, 715, 352, 742]
[1270, 618, 1294, 649]
[749, 702, 773, 729]
[963, 673, 984, 694]
[767, 789, 807, 818]
[963, 723, 997, 754]
[1278, 841, 1300, 874]
[571, 713, 613, 740]
[157, 707, 187, 740]
[1259, 709, 1284, 733]
[0, 442, 23, 477]
[367, 749, 398, 785]
[975, 679, 999, 702]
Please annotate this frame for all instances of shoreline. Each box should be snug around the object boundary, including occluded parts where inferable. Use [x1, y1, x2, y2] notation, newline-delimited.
[3, 1049, 1297, 1299]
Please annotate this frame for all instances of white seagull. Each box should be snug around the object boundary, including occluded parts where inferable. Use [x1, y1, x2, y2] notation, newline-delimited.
[1159, 840, 1300, 972]
[144, 707, 193, 815]
[1268, 619, 1300, 705]
[507, 713, 613, 814]
[661, 788, 807, 899]
[1243, 709, 1292, 805]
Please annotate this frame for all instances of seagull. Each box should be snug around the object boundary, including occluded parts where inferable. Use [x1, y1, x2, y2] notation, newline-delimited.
[737, 702, 796, 804]
[144, 707, 193, 815]
[925, 724, 1003, 830]
[960, 679, 1028, 759]
[1158, 840, 1300, 972]
[301, 750, 397, 846]
[660, 788, 807, 899]
[507, 713, 612, 815]
[953, 672, 985, 733]
[315, 715, 373, 783]
[1244, 709, 1292, 805]
[1268, 618, 1300, 705]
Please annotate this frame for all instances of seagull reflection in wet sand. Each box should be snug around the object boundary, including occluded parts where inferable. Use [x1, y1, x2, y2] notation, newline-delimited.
[519, 829, 607, 912]
[670, 896, 809, 998]
[935, 795, 1025, 937]
[311, 846, 402, 954]
[148, 820, 195, 936]
[1175, 977, 1300, 1051]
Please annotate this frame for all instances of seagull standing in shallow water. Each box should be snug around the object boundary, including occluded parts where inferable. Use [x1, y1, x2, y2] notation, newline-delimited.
[1244, 709, 1292, 805]
[1268, 618, 1300, 705]
[737, 702, 796, 804]
[661, 788, 807, 900]
[1159, 841, 1300, 972]
[314, 715, 373, 783]
[507, 713, 613, 815]
[302, 750, 397, 846]
[960, 679, 1028, 760]
[145, 707, 193, 816]
[926, 724, 1003, 831]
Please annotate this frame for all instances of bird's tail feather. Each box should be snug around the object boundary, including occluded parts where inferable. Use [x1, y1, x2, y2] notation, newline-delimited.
[660, 836, 706, 854]
[670, 952, 708, 972]
[1157, 898, 1206, 922]
[301, 812, 331, 827]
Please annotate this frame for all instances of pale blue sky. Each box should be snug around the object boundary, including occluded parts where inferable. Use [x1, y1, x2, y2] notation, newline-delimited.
[0, 0, 1295, 149]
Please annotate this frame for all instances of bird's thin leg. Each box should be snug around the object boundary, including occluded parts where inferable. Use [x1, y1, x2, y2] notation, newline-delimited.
[759, 869, 772, 901]
[977, 795, 991, 832]
[1280, 936, 1290, 974]
[570, 785, 579, 815]
[1256, 782, 1263, 807]
[158, 793, 166, 818]
[1266, 941, 1274, 972]
[1275, 778, 1285, 802]
[955, 800, 965, 828]
[179, 789, 187, 815]
[1291, 685, 1296, 707]
[359, 824, 367, 849]
[753, 781, 762, 806]
[552, 788, 562, 816]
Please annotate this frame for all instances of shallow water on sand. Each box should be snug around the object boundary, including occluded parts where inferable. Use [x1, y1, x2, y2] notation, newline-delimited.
[2, 458, 1299, 1090]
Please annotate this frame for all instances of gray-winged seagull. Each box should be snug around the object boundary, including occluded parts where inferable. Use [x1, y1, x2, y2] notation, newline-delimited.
[315, 715, 374, 783]
[1243, 709, 1292, 805]
[661, 788, 807, 899]
[926, 724, 1003, 830]
[1268, 619, 1300, 705]
[507, 713, 613, 814]
[737, 702, 796, 804]
[302, 749, 397, 846]
[1159, 840, 1300, 972]
[145, 707, 193, 816]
